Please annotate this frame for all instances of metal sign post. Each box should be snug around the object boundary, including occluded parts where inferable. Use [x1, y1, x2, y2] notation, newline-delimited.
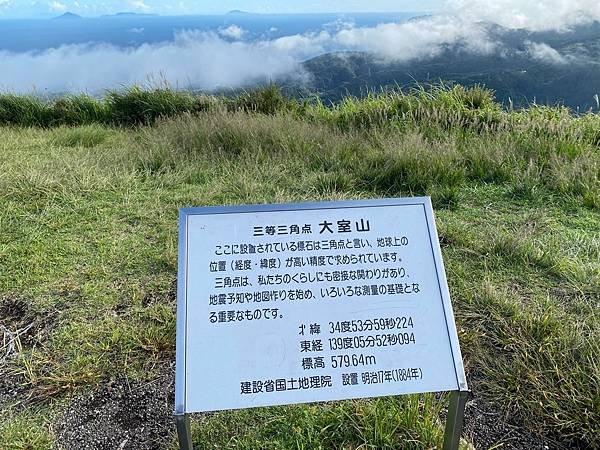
[174, 414, 193, 450]
[174, 198, 469, 450]
[443, 390, 469, 450]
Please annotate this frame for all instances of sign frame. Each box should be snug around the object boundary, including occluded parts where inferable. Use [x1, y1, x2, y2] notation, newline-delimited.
[174, 197, 468, 450]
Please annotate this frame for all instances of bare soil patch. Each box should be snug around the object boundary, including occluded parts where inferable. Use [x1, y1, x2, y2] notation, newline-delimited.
[141, 279, 177, 308]
[54, 364, 175, 450]
[0, 295, 57, 408]
[463, 385, 571, 450]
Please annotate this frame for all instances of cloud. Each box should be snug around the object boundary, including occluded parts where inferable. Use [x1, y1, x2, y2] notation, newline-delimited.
[50, 0, 66, 12]
[127, 0, 150, 12]
[270, 31, 331, 54]
[447, 0, 600, 31]
[525, 41, 568, 64]
[333, 16, 496, 62]
[0, 31, 309, 93]
[218, 25, 246, 40]
[0, 17, 498, 93]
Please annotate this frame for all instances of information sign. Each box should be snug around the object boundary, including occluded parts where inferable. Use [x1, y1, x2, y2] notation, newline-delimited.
[174, 198, 468, 450]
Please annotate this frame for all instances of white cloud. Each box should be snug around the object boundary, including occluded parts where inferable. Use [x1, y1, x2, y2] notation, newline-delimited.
[0, 17, 499, 93]
[447, 0, 600, 31]
[334, 16, 496, 62]
[218, 25, 246, 40]
[526, 41, 568, 64]
[50, 0, 66, 12]
[270, 31, 331, 54]
[0, 31, 309, 93]
[127, 0, 150, 12]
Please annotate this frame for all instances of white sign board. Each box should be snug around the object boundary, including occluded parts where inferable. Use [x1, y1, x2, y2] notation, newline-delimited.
[175, 198, 467, 414]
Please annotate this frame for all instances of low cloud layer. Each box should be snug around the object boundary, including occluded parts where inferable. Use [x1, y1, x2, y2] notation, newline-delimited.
[0, 0, 598, 93]
[0, 17, 495, 93]
[0, 31, 310, 93]
[448, 0, 600, 32]
[525, 41, 569, 65]
[218, 25, 246, 40]
[334, 16, 495, 60]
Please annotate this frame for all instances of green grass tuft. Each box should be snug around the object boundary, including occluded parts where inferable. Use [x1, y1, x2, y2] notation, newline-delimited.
[50, 124, 114, 148]
[0, 95, 53, 127]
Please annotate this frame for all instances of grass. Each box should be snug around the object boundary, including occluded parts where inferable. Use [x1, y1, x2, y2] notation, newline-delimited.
[187, 395, 446, 450]
[0, 85, 598, 449]
[0, 409, 53, 450]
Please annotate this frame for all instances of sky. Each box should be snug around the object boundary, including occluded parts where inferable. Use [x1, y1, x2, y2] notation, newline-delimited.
[0, 0, 444, 17]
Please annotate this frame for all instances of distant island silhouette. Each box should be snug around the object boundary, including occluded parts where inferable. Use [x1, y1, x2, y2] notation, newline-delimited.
[102, 12, 159, 17]
[52, 12, 82, 20]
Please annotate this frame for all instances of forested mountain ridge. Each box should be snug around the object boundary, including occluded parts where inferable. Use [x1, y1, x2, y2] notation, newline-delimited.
[300, 22, 600, 109]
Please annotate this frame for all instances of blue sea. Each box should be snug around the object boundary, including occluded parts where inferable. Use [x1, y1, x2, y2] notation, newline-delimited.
[0, 12, 423, 51]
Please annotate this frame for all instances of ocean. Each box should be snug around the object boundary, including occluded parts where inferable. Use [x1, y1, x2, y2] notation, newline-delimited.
[0, 12, 423, 52]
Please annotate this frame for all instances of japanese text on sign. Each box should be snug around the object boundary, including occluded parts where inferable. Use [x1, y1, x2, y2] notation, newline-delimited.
[176, 198, 466, 413]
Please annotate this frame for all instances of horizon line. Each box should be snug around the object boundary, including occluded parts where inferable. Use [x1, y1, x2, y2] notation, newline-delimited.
[0, 10, 434, 20]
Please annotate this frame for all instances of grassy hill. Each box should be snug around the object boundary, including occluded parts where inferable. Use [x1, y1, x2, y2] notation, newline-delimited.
[0, 85, 598, 449]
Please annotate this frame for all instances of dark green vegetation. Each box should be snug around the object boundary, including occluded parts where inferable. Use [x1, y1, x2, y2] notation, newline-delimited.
[0, 84, 301, 127]
[300, 23, 600, 110]
[0, 85, 598, 449]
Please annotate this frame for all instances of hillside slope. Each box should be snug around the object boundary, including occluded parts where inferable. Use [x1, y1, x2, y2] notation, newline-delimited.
[301, 23, 600, 110]
[0, 86, 598, 450]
